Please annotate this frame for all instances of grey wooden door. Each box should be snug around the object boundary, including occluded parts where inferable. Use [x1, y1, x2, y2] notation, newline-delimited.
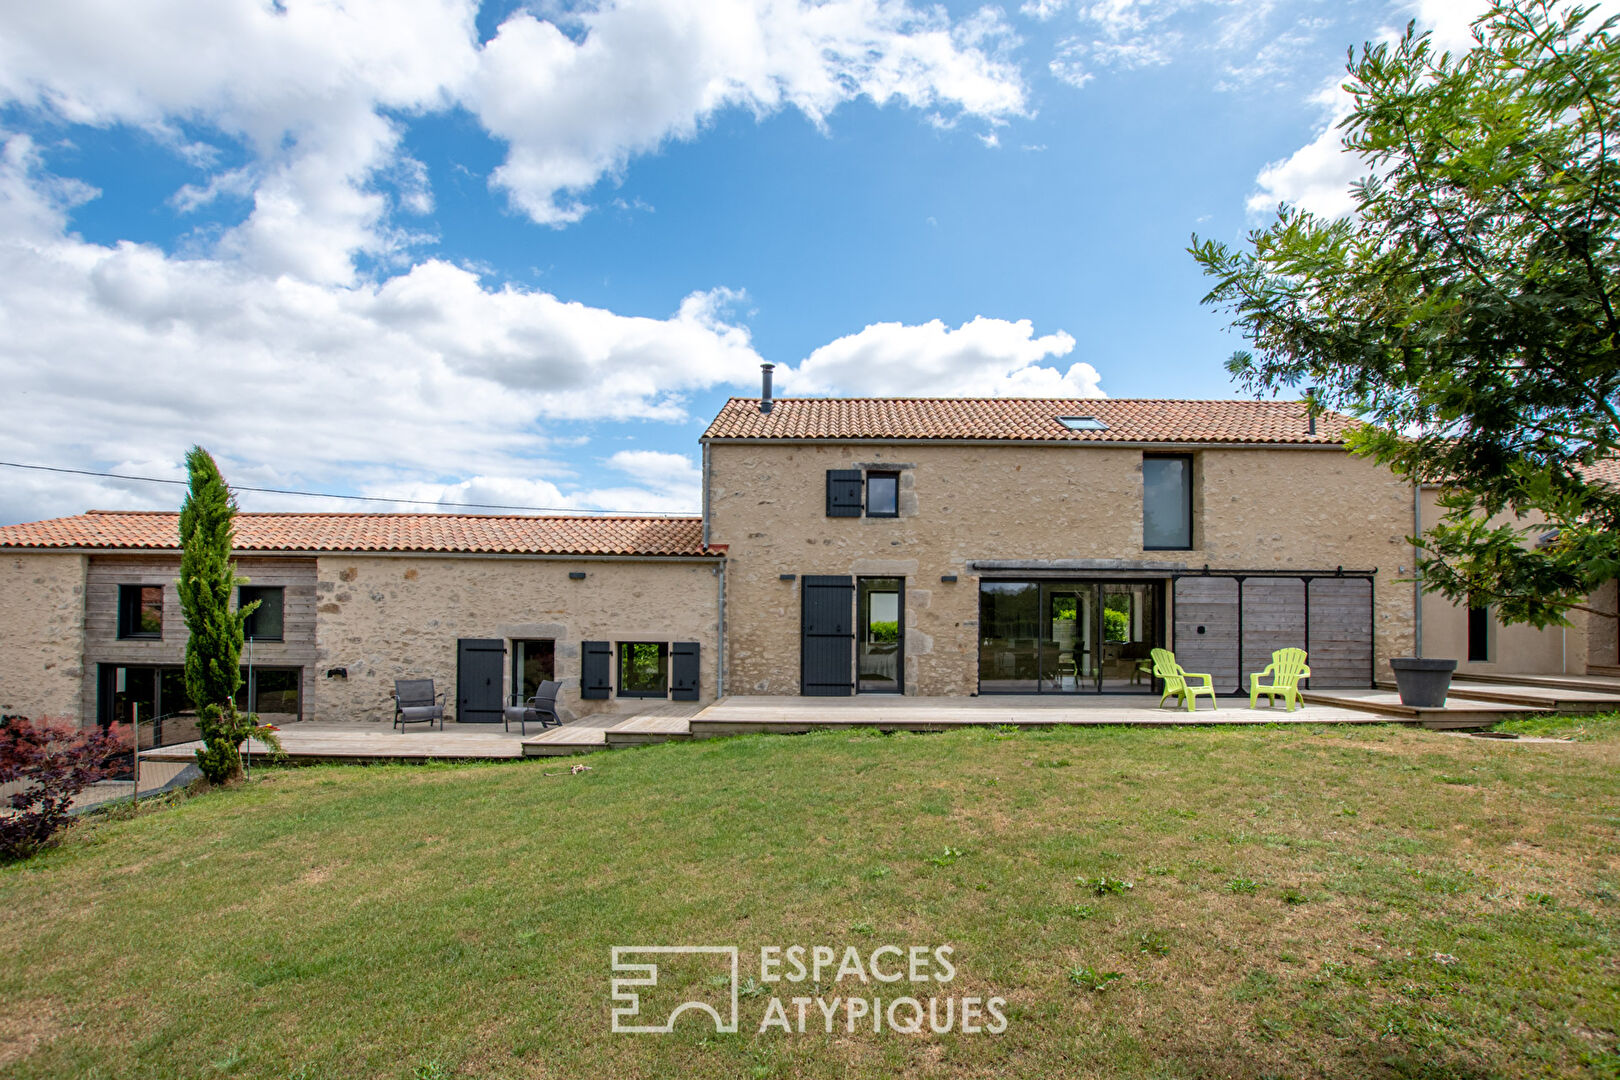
[457, 638, 506, 723]
[801, 576, 855, 696]
[1172, 577, 1240, 692]
[1241, 577, 1307, 687]
[1306, 578, 1374, 686]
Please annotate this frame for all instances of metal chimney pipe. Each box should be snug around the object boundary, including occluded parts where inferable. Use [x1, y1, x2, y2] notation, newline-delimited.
[1305, 386, 1317, 435]
[760, 363, 774, 414]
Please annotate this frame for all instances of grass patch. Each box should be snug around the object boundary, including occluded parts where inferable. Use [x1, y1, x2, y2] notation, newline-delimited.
[1492, 708, 1620, 741]
[1, 720, 1617, 1078]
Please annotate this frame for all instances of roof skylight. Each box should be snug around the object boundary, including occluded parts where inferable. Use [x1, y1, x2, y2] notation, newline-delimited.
[1058, 416, 1108, 431]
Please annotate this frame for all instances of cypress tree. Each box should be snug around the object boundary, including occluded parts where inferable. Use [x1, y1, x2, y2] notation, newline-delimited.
[176, 446, 256, 783]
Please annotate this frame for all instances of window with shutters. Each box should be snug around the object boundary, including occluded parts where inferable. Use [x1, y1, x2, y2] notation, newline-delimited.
[865, 471, 899, 517]
[511, 639, 555, 703]
[618, 642, 669, 697]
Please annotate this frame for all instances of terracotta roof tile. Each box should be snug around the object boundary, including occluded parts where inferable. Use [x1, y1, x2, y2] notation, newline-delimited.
[0, 511, 712, 556]
[1585, 458, 1620, 486]
[702, 397, 1355, 444]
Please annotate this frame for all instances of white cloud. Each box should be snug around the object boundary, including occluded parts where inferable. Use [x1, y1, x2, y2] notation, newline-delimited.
[0, 134, 762, 522]
[1246, 80, 1363, 219]
[1021, 0, 1071, 19]
[469, 0, 1028, 225]
[0, 0, 478, 284]
[0, 0, 1023, 266]
[781, 316, 1100, 398]
[1246, 0, 1620, 219]
[0, 139, 1098, 523]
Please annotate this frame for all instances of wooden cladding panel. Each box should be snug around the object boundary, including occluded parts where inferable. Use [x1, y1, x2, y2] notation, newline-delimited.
[1307, 577, 1373, 687]
[1240, 577, 1307, 683]
[1172, 576, 1239, 690]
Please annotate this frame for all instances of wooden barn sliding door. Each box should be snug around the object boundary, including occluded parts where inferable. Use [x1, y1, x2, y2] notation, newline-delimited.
[1172, 575, 1374, 692]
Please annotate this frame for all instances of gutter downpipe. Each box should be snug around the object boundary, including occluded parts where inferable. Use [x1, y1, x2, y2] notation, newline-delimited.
[717, 560, 726, 699]
[701, 441, 711, 549]
[1413, 483, 1423, 659]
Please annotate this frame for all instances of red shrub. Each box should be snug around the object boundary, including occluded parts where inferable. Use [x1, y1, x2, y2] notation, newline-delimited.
[0, 717, 129, 859]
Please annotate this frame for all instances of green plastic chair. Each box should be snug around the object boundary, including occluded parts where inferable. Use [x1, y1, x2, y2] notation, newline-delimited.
[1249, 648, 1310, 711]
[1150, 648, 1218, 712]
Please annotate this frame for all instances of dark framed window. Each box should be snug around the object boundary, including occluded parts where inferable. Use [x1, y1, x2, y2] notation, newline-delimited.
[1143, 455, 1193, 550]
[512, 638, 556, 703]
[96, 663, 194, 731]
[1468, 602, 1491, 662]
[239, 586, 285, 641]
[617, 642, 669, 698]
[236, 667, 301, 716]
[117, 584, 164, 639]
[865, 471, 899, 517]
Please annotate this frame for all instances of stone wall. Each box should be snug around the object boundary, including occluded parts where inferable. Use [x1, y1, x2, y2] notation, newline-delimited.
[310, 555, 722, 723]
[707, 442, 1418, 695]
[0, 553, 86, 721]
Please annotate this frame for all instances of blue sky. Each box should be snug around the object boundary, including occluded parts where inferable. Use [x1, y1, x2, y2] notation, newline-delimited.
[0, 0, 1482, 524]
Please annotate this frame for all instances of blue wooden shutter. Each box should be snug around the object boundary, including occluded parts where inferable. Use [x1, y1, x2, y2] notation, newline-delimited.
[581, 640, 612, 699]
[671, 641, 701, 701]
[826, 469, 863, 517]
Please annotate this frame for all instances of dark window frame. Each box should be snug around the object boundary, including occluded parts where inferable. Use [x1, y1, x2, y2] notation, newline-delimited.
[1467, 602, 1491, 662]
[236, 666, 302, 717]
[117, 584, 164, 639]
[238, 585, 285, 641]
[857, 576, 905, 694]
[865, 470, 900, 518]
[616, 641, 670, 698]
[1142, 454, 1194, 551]
[511, 638, 557, 704]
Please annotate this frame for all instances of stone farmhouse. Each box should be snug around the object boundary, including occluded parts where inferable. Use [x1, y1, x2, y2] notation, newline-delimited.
[2, 382, 1613, 728]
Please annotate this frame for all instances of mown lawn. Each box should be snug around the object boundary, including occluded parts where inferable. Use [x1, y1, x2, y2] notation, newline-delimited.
[1, 717, 1617, 1080]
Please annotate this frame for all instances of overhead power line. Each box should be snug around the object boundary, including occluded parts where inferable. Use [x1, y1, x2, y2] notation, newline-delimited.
[0, 460, 691, 517]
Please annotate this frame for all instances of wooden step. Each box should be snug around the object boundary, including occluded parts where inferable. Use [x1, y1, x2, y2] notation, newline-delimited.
[1453, 671, 1620, 696]
[603, 714, 694, 748]
[1300, 688, 1547, 729]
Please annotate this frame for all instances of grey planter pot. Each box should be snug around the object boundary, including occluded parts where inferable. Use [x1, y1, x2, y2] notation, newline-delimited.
[1389, 657, 1458, 708]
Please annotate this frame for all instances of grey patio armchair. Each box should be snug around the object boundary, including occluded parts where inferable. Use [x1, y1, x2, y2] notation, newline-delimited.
[393, 678, 446, 731]
[504, 680, 563, 734]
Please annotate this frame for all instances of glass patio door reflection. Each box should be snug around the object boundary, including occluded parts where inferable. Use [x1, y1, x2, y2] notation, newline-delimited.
[1096, 583, 1157, 692]
[857, 577, 904, 693]
[979, 579, 1161, 694]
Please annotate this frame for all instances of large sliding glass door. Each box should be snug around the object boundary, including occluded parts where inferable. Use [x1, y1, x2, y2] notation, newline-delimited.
[979, 579, 1162, 694]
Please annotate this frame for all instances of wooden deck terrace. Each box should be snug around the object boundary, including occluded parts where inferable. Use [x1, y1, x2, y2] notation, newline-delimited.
[134, 673, 1620, 765]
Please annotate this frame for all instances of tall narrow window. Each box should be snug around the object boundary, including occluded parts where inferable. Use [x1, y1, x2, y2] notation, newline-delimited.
[239, 586, 284, 641]
[511, 639, 556, 703]
[865, 471, 899, 517]
[117, 584, 163, 639]
[1142, 455, 1193, 550]
[1468, 602, 1491, 662]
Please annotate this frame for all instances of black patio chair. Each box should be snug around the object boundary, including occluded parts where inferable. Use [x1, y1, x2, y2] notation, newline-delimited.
[393, 678, 445, 731]
[504, 680, 563, 734]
